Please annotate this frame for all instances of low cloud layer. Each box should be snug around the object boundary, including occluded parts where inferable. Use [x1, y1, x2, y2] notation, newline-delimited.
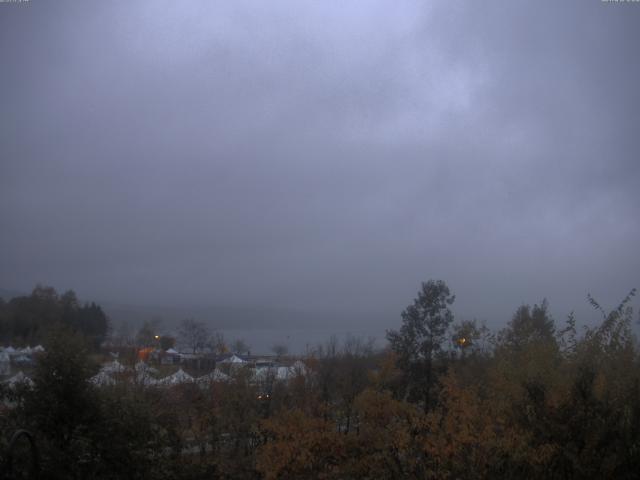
[1, 1, 639, 330]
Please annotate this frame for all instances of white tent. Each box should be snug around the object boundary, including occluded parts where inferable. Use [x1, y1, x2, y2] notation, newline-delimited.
[134, 361, 159, 386]
[290, 360, 308, 376]
[135, 361, 158, 374]
[5, 371, 34, 388]
[90, 371, 115, 387]
[136, 371, 157, 386]
[101, 360, 126, 374]
[157, 368, 193, 386]
[253, 365, 276, 382]
[271, 361, 308, 381]
[33, 345, 45, 353]
[276, 366, 291, 381]
[220, 354, 246, 364]
[197, 369, 230, 385]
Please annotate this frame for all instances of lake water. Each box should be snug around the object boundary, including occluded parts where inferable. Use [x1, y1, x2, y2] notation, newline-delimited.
[217, 327, 388, 355]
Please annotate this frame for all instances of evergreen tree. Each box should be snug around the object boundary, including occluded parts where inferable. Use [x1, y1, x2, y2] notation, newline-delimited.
[387, 279, 455, 412]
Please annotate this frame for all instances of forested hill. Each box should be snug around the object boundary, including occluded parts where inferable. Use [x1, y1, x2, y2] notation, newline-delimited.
[0, 285, 109, 347]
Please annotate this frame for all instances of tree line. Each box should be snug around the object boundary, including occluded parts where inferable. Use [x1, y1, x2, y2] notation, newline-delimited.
[0, 285, 108, 348]
[1, 280, 639, 479]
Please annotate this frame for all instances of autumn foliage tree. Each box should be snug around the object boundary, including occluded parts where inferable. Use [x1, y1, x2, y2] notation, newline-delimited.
[2, 283, 640, 479]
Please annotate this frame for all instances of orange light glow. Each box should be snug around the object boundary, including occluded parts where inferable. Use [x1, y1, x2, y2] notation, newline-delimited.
[138, 347, 154, 361]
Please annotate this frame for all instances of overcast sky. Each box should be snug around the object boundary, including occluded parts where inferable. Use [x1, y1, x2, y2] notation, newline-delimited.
[1, 0, 639, 331]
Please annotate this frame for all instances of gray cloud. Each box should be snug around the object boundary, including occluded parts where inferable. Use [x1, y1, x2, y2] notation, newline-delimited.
[1, 0, 639, 334]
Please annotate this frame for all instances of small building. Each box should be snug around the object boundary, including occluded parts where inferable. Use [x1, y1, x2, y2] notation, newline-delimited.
[217, 353, 250, 375]
[160, 348, 181, 365]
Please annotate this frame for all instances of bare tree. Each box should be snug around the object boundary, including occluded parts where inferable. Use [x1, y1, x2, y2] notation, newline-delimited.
[178, 318, 210, 354]
[209, 331, 227, 355]
[231, 338, 250, 355]
[271, 344, 288, 359]
[113, 320, 133, 347]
